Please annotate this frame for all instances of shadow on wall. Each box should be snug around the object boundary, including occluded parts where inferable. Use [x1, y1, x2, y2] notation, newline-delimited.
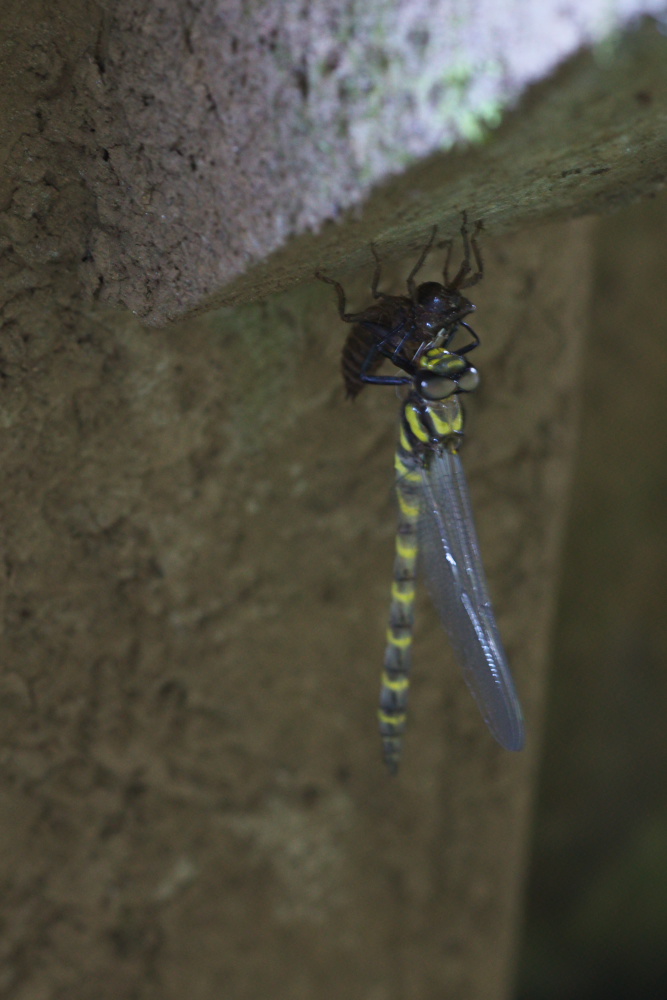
[517, 191, 667, 1000]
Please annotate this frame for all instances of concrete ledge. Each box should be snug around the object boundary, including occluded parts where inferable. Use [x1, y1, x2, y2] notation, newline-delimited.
[74, 7, 667, 321]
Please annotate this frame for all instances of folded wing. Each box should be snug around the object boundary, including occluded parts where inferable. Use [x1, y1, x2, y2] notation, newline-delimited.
[418, 448, 525, 751]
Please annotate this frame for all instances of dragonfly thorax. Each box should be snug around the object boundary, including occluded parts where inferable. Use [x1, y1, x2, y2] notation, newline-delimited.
[403, 395, 464, 450]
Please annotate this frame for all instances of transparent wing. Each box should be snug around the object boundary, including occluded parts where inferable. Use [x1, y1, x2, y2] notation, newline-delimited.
[418, 448, 525, 750]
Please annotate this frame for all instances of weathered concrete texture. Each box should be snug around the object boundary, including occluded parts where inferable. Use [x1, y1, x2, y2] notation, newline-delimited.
[223, 19, 667, 318]
[0, 217, 591, 1000]
[0, 3, 660, 999]
[82, 9, 667, 321]
[0, 1, 665, 324]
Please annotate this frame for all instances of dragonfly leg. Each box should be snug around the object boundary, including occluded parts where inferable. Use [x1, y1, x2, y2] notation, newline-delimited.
[406, 226, 438, 301]
[316, 272, 374, 323]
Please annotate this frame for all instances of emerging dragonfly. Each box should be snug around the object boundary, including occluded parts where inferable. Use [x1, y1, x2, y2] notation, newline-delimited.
[318, 217, 525, 772]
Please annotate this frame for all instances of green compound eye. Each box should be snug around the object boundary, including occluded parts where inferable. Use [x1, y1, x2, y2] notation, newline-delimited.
[457, 366, 480, 392]
[418, 373, 458, 401]
[418, 364, 479, 400]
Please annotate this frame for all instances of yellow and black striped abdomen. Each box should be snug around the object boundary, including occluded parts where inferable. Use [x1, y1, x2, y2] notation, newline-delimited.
[378, 395, 464, 773]
[378, 438, 421, 774]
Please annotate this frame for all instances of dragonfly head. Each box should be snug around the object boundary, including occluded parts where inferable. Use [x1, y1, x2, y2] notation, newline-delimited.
[416, 282, 475, 334]
[416, 347, 480, 401]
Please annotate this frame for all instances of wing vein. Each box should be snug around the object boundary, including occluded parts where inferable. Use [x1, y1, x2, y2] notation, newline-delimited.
[418, 448, 525, 750]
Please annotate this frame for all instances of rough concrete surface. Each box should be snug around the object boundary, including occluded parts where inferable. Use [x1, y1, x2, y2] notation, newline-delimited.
[1, 4, 666, 323]
[0, 2, 665, 999]
[74, 0, 665, 323]
[0, 219, 591, 1000]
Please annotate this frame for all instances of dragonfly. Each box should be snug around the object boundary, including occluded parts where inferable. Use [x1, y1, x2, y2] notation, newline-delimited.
[318, 217, 525, 772]
[320, 220, 480, 400]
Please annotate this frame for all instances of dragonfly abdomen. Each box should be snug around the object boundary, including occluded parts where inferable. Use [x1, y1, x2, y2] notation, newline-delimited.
[379, 447, 421, 774]
[379, 395, 465, 773]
